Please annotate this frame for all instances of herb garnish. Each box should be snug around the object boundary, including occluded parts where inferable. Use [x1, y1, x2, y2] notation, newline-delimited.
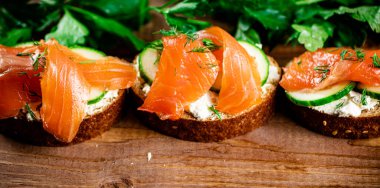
[154, 27, 179, 37]
[25, 103, 36, 121]
[209, 105, 222, 121]
[335, 102, 344, 109]
[184, 32, 199, 46]
[340, 49, 356, 60]
[297, 60, 302, 65]
[32, 41, 40, 46]
[361, 89, 367, 106]
[340, 50, 347, 60]
[314, 65, 330, 82]
[355, 48, 365, 61]
[202, 39, 220, 51]
[188, 46, 210, 53]
[32, 54, 42, 70]
[372, 53, 380, 68]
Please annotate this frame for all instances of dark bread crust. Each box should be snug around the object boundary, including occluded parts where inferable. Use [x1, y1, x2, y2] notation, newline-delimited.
[134, 88, 277, 142]
[132, 57, 280, 142]
[282, 91, 380, 139]
[0, 90, 125, 146]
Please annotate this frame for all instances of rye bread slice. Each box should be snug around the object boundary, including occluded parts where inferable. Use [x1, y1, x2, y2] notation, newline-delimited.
[282, 91, 380, 139]
[132, 57, 280, 142]
[0, 90, 125, 146]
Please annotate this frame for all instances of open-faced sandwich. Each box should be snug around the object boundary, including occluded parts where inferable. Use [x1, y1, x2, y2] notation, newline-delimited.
[280, 48, 380, 139]
[132, 27, 281, 142]
[0, 39, 136, 145]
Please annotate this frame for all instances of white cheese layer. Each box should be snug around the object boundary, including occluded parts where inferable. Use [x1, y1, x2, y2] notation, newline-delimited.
[141, 84, 217, 120]
[311, 91, 379, 117]
[188, 93, 215, 120]
[85, 90, 119, 116]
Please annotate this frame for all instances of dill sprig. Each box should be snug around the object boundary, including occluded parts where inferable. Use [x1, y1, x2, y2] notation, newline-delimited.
[335, 102, 344, 109]
[355, 48, 365, 61]
[188, 46, 210, 53]
[340, 49, 355, 60]
[361, 89, 367, 106]
[314, 65, 330, 82]
[340, 49, 347, 60]
[154, 27, 179, 36]
[25, 103, 36, 121]
[202, 38, 220, 51]
[209, 105, 222, 121]
[184, 32, 199, 46]
[32, 40, 40, 46]
[372, 53, 380, 68]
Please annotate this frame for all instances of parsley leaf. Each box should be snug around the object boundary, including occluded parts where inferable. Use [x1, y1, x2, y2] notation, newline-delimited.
[45, 8, 89, 47]
[292, 22, 334, 51]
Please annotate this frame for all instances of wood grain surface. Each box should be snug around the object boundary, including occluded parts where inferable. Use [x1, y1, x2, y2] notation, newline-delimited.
[1, 106, 379, 187]
[1, 1, 379, 187]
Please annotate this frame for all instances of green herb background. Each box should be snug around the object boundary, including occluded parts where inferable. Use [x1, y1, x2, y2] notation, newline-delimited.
[0, 0, 149, 56]
[0, 0, 379, 56]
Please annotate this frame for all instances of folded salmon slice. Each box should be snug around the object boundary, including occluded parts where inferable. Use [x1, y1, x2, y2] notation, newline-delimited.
[78, 57, 136, 90]
[40, 40, 89, 142]
[0, 39, 137, 142]
[0, 45, 43, 119]
[280, 48, 380, 92]
[139, 34, 219, 120]
[199, 26, 262, 114]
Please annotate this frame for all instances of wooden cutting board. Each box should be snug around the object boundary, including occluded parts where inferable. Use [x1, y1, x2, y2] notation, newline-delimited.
[1, 107, 379, 187]
[1, 1, 379, 186]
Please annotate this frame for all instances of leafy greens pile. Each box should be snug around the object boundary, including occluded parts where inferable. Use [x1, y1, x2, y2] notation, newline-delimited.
[151, 0, 380, 51]
[0, 0, 148, 52]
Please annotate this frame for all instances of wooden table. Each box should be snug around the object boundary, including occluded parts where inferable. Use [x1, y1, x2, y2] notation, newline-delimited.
[1, 107, 379, 187]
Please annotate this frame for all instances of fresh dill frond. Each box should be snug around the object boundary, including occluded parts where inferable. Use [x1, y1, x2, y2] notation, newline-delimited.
[209, 105, 222, 121]
[361, 89, 367, 106]
[202, 38, 220, 51]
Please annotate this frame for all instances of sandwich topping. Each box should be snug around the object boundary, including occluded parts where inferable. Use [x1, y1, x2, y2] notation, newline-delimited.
[136, 27, 279, 120]
[280, 48, 380, 117]
[0, 39, 137, 142]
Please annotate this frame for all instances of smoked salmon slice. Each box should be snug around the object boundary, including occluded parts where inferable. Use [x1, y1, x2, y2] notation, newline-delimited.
[40, 40, 89, 142]
[0, 45, 43, 119]
[280, 48, 380, 92]
[138, 34, 219, 120]
[0, 39, 137, 142]
[77, 57, 136, 90]
[199, 26, 262, 114]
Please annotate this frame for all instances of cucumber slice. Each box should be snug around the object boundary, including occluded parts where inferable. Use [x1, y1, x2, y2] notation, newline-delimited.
[138, 48, 160, 84]
[70, 47, 106, 60]
[357, 84, 380, 100]
[70, 47, 107, 104]
[286, 82, 356, 106]
[238, 41, 270, 86]
[87, 88, 108, 105]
